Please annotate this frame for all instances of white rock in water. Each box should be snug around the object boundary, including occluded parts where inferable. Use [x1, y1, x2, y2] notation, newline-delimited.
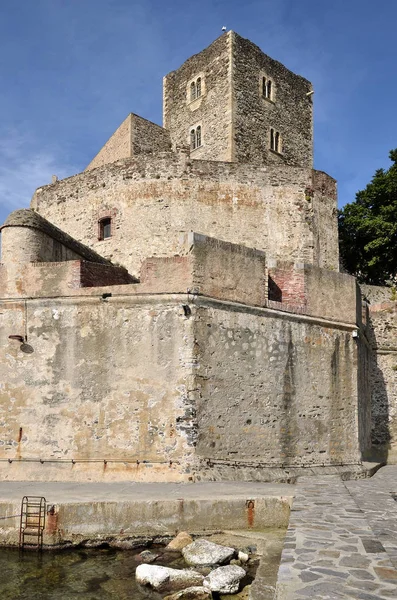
[238, 550, 249, 563]
[164, 587, 212, 600]
[136, 564, 204, 593]
[182, 539, 235, 566]
[203, 564, 246, 594]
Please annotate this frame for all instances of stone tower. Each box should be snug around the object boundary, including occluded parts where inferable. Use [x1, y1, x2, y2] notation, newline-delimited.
[163, 31, 313, 167]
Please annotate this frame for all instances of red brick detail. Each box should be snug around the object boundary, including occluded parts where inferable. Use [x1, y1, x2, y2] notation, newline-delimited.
[80, 262, 134, 288]
[268, 265, 306, 309]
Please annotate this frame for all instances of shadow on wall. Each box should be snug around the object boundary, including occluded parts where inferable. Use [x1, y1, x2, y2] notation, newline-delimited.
[366, 314, 391, 463]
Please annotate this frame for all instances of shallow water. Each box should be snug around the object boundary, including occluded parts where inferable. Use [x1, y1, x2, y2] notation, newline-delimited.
[0, 534, 270, 600]
[0, 547, 157, 600]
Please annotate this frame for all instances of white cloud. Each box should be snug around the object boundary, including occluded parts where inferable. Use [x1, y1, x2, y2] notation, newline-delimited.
[0, 131, 77, 221]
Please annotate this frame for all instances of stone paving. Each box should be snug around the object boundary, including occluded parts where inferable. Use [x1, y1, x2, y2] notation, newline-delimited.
[275, 466, 397, 599]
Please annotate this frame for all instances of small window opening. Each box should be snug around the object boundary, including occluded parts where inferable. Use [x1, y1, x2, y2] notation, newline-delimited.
[190, 81, 196, 102]
[190, 126, 202, 150]
[190, 129, 196, 150]
[270, 129, 281, 153]
[196, 77, 202, 98]
[196, 125, 201, 148]
[99, 217, 112, 240]
[262, 77, 273, 100]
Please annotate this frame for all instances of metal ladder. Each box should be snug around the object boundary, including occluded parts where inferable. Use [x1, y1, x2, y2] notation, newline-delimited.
[19, 496, 46, 551]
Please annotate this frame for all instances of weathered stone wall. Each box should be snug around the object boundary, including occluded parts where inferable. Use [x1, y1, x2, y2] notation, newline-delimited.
[1, 209, 111, 266]
[85, 114, 132, 171]
[0, 294, 196, 482]
[86, 114, 172, 171]
[311, 170, 339, 270]
[1, 226, 81, 264]
[232, 33, 313, 167]
[366, 297, 397, 462]
[193, 299, 361, 470]
[267, 260, 356, 323]
[131, 114, 171, 156]
[163, 33, 232, 161]
[31, 153, 339, 278]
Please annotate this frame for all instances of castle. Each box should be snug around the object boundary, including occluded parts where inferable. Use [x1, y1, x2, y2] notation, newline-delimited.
[0, 31, 396, 483]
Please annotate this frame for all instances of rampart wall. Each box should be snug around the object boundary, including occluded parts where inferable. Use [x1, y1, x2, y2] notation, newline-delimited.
[31, 152, 338, 278]
[0, 232, 366, 482]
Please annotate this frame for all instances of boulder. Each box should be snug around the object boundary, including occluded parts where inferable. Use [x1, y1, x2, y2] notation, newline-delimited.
[203, 565, 246, 594]
[164, 587, 212, 600]
[182, 539, 235, 566]
[139, 550, 161, 563]
[136, 564, 204, 593]
[166, 532, 194, 551]
[220, 584, 251, 599]
[237, 551, 249, 564]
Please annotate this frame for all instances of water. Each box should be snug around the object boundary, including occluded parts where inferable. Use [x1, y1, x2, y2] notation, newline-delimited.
[0, 546, 160, 600]
[0, 534, 269, 599]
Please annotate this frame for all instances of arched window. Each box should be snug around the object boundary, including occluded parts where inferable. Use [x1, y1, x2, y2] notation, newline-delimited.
[270, 128, 281, 153]
[196, 77, 202, 98]
[262, 76, 273, 100]
[190, 129, 196, 150]
[99, 217, 112, 240]
[196, 125, 201, 148]
[190, 81, 196, 102]
[274, 131, 280, 153]
[190, 126, 202, 150]
[266, 79, 272, 99]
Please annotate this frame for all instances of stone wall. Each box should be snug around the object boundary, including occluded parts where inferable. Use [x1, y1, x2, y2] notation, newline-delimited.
[311, 170, 339, 270]
[0, 294, 196, 482]
[163, 32, 232, 161]
[366, 296, 397, 462]
[267, 260, 356, 323]
[193, 299, 361, 471]
[232, 32, 313, 167]
[0, 232, 366, 482]
[85, 114, 132, 171]
[1, 209, 111, 265]
[131, 114, 171, 156]
[31, 152, 339, 278]
[86, 114, 172, 171]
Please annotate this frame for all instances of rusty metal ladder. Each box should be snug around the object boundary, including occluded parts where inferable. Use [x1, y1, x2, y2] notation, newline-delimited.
[19, 496, 46, 551]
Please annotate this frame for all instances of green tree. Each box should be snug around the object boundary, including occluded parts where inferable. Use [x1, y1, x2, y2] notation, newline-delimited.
[338, 149, 397, 285]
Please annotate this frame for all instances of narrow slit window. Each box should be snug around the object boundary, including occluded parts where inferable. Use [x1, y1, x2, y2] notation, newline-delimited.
[266, 79, 272, 99]
[99, 217, 112, 240]
[190, 129, 196, 150]
[196, 125, 201, 148]
[262, 76, 273, 100]
[274, 131, 280, 153]
[270, 128, 281, 153]
[190, 81, 196, 102]
[196, 77, 202, 98]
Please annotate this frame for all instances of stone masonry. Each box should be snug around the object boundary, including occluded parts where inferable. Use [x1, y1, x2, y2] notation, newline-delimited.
[0, 30, 394, 483]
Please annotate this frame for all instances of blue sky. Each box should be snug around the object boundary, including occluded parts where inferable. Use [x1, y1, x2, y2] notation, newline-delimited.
[0, 0, 396, 224]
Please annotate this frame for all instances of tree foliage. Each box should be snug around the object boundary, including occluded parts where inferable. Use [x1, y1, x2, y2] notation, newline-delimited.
[338, 149, 397, 285]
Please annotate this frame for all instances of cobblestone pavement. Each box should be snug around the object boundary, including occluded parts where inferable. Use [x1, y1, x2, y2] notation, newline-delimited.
[275, 467, 397, 599]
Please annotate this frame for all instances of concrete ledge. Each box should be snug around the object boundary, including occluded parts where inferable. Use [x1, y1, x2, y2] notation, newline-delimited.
[0, 481, 293, 547]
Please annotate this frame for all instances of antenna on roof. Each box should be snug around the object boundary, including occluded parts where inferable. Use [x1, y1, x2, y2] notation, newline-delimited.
[221, 26, 227, 32]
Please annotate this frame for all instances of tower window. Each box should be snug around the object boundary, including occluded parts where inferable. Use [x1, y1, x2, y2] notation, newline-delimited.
[260, 75, 275, 101]
[190, 81, 196, 102]
[99, 217, 112, 240]
[187, 75, 205, 104]
[190, 125, 202, 150]
[270, 129, 281, 153]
